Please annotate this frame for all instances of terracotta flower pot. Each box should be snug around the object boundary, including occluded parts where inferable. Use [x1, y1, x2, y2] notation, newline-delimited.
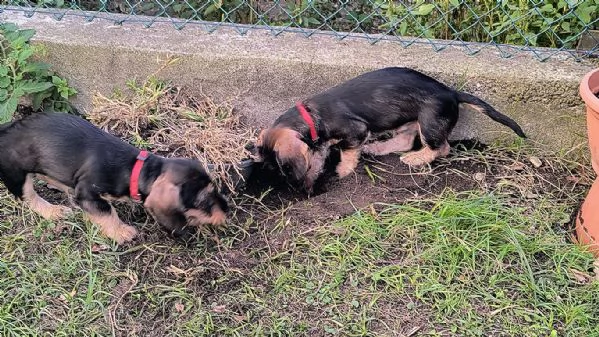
[576, 68, 599, 256]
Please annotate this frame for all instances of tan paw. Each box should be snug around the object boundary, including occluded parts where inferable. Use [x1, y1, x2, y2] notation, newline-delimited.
[362, 144, 379, 156]
[400, 152, 433, 167]
[105, 224, 138, 244]
[40, 205, 73, 220]
[336, 163, 355, 178]
[210, 210, 227, 226]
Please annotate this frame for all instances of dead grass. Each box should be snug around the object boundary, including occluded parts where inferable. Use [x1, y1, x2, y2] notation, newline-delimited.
[89, 75, 255, 193]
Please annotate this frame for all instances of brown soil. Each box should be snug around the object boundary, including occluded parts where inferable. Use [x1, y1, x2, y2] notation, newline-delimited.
[230, 138, 583, 249]
[241, 141, 485, 224]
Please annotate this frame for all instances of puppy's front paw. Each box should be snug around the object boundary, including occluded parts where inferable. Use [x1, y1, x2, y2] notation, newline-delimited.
[336, 163, 355, 178]
[210, 210, 227, 227]
[109, 224, 138, 244]
[54, 205, 74, 219]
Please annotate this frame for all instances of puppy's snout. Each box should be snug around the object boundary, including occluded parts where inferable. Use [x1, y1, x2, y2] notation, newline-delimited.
[215, 191, 229, 213]
[245, 142, 257, 153]
[185, 206, 227, 227]
[185, 187, 229, 227]
[280, 163, 294, 178]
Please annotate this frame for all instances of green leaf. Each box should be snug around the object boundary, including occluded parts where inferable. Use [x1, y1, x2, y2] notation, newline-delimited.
[0, 96, 18, 123]
[172, 4, 183, 12]
[18, 81, 54, 94]
[17, 48, 34, 65]
[575, 5, 596, 24]
[449, 0, 460, 8]
[0, 88, 7, 101]
[17, 29, 36, 43]
[12, 86, 24, 97]
[306, 17, 321, 25]
[10, 29, 36, 48]
[0, 23, 18, 34]
[0, 76, 10, 89]
[557, 0, 567, 9]
[414, 4, 435, 16]
[20, 62, 51, 74]
[399, 20, 409, 35]
[4, 30, 20, 43]
[541, 4, 554, 12]
[0, 66, 8, 77]
[32, 90, 53, 110]
[52, 76, 65, 85]
[524, 32, 537, 46]
[203, 4, 218, 16]
[60, 89, 70, 100]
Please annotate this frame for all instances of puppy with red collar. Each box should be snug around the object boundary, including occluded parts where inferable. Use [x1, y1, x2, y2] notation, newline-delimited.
[251, 67, 526, 191]
[0, 112, 229, 244]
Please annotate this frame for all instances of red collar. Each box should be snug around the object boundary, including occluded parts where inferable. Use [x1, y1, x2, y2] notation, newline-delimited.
[296, 101, 318, 142]
[130, 150, 149, 201]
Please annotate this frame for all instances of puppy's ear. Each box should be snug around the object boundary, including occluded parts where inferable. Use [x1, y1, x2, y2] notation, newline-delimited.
[256, 129, 266, 146]
[274, 133, 310, 182]
[179, 175, 210, 209]
[304, 146, 329, 192]
[250, 129, 267, 162]
[144, 173, 182, 218]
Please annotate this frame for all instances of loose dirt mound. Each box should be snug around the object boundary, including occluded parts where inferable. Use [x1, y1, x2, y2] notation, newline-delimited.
[229, 139, 587, 250]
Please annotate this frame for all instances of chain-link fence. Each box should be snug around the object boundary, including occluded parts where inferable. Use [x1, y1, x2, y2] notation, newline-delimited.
[1, 1, 598, 60]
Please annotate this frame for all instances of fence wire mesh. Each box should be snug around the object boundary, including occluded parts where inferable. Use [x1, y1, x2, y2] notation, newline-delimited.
[1, 1, 598, 60]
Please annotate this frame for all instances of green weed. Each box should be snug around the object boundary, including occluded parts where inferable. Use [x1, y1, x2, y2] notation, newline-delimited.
[0, 23, 77, 122]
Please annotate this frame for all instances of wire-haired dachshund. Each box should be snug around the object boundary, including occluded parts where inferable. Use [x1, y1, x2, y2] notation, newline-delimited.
[251, 67, 526, 192]
[0, 112, 229, 244]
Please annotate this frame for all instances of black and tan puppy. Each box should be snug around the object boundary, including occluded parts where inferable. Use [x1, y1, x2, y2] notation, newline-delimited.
[0, 112, 228, 244]
[252, 67, 526, 191]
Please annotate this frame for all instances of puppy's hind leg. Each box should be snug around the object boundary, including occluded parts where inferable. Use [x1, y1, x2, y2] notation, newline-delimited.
[22, 174, 72, 220]
[75, 186, 138, 244]
[363, 121, 419, 156]
[400, 104, 456, 167]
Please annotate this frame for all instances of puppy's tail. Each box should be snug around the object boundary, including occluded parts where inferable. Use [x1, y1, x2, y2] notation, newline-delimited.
[457, 92, 526, 138]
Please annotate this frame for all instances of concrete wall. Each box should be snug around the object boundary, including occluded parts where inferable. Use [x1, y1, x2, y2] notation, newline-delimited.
[2, 8, 598, 150]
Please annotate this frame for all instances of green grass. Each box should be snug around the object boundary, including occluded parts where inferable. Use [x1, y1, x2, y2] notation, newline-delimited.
[324, 193, 598, 336]
[0, 192, 120, 336]
[1, 147, 598, 336]
[252, 191, 598, 336]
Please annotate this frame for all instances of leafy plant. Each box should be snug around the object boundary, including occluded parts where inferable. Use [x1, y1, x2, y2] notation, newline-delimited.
[3, 0, 597, 49]
[0, 22, 77, 123]
[374, 0, 599, 48]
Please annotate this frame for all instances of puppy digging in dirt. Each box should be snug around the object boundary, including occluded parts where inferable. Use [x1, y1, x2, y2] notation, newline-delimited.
[0, 112, 229, 244]
[251, 67, 526, 192]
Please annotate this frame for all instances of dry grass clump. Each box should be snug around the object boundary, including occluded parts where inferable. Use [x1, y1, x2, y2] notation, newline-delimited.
[89, 77, 255, 193]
